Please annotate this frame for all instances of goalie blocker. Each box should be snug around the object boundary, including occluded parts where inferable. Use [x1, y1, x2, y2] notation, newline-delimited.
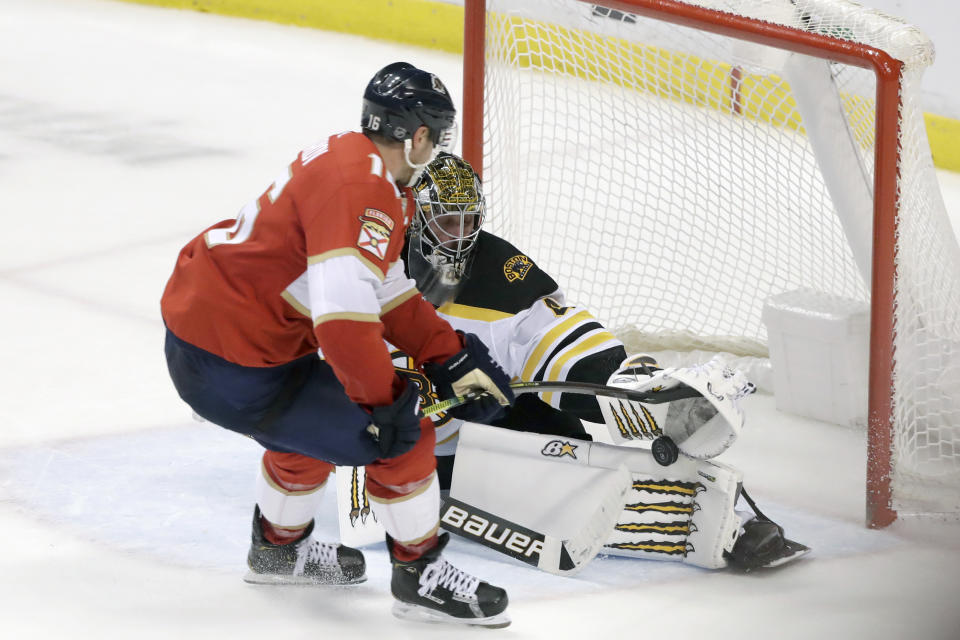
[443, 423, 808, 572]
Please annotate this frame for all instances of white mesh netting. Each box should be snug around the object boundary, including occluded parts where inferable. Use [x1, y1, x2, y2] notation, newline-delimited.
[476, 0, 960, 516]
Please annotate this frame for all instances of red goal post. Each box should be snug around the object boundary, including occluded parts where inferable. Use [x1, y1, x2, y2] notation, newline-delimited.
[461, 0, 960, 528]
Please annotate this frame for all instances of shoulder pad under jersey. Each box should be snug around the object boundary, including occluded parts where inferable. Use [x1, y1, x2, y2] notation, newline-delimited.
[453, 231, 558, 314]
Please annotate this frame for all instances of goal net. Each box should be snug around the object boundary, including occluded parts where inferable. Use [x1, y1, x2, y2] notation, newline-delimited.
[462, 0, 960, 526]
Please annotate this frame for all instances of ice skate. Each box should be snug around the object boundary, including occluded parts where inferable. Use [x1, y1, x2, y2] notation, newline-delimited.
[389, 533, 510, 628]
[244, 506, 366, 585]
[726, 517, 811, 572]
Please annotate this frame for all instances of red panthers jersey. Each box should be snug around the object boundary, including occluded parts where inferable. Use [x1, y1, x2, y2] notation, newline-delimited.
[162, 131, 461, 407]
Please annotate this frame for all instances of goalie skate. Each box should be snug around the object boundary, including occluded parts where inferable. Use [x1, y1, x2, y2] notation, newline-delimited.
[726, 518, 810, 572]
[244, 506, 366, 585]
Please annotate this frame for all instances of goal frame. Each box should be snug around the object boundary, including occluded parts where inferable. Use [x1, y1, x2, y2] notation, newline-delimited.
[461, 0, 904, 528]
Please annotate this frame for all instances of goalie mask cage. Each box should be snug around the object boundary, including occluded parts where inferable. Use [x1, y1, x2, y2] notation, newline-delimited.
[461, 0, 960, 527]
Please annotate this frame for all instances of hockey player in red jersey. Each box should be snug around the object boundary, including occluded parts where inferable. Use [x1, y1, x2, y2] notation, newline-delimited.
[161, 62, 513, 628]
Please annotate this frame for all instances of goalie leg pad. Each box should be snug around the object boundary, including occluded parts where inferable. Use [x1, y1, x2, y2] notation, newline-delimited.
[448, 423, 741, 571]
[446, 423, 631, 575]
[603, 459, 742, 569]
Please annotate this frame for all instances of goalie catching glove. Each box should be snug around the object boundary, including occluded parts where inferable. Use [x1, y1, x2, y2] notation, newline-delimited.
[423, 331, 515, 423]
[601, 354, 756, 460]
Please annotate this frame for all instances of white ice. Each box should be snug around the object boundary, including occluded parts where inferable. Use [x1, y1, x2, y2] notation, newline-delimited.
[1, 1, 959, 638]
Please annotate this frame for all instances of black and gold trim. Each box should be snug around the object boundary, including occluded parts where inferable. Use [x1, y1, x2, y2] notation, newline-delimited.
[606, 399, 662, 440]
[624, 501, 696, 515]
[631, 480, 703, 497]
[605, 541, 693, 556]
[614, 521, 693, 535]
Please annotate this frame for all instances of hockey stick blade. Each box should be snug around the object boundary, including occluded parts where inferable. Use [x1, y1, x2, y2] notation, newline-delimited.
[423, 379, 700, 417]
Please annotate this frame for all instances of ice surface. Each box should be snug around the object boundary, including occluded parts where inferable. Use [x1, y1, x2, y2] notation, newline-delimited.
[1, 1, 959, 638]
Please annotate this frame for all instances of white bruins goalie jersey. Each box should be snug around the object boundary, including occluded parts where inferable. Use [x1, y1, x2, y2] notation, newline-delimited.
[392, 230, 626, 456]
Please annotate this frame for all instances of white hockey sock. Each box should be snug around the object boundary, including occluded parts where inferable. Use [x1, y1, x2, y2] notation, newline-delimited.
[368, 472, 440, 546]
[255, 461, 328, 529]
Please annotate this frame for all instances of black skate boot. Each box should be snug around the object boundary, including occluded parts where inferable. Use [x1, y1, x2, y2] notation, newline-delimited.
[244, 506, 366, 585]
[389, 533, 510, 628]
[725, 488, 810, 572]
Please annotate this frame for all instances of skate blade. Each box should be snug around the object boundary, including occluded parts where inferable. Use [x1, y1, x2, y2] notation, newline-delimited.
[391, 600, 511, 629]
[762, 539, 811, 569]
[243, 571, 366, 586]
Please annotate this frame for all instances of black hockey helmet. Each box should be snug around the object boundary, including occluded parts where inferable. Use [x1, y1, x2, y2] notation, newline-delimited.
[406, 152, 485, 306]
[362, 62, 457, 149]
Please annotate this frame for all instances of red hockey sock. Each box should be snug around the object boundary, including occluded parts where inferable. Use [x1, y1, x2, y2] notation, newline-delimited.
[261, 516, 310, 546]
[391, 533, 439, 562]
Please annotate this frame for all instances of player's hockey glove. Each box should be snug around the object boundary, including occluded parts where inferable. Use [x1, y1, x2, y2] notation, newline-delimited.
[423, 331, 515, 423]
[367, 377, 423, 459]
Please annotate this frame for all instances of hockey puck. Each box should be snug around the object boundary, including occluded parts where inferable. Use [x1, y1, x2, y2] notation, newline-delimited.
[652, 436, 679, 466]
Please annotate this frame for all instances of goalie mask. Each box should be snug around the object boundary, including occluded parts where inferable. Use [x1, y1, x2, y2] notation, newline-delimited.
[407, 153, 485, 306]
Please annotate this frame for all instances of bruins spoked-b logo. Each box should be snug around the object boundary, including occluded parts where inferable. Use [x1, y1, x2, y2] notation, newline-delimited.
[390, 350, 453, 427]
[541, 439, 578, 459]
[503, 254, 532, 282]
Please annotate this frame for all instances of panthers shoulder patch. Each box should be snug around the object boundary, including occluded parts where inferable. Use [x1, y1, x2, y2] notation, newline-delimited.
[356, 210, 393, 260]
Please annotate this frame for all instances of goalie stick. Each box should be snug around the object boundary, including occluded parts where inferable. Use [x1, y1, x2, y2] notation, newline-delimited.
[440, 463, 631, 576]
[422, 379, 702, 416]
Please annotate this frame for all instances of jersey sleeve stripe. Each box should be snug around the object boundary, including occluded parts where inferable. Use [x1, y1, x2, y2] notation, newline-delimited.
[540, 331, 621, 406]
[531, 321, 605, 381]
[435, 302, 514, 322]
[279, 270, 312, 317]
[377, 260, 419, 313]
[519, 310, 594, 381]
[380, 287, 419, 315]
[308, 247, 385, 281]
[313, 311, 381, 327]
[307, 255, 382, 321]
[281, 289, 311, 318]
